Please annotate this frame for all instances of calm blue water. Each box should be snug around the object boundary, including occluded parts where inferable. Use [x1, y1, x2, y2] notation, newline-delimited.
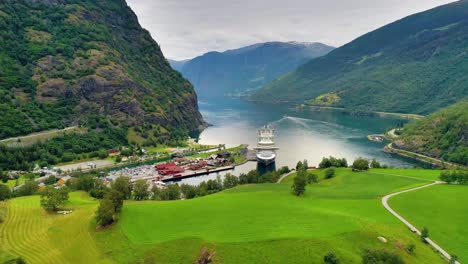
[175, 97, 417, 185]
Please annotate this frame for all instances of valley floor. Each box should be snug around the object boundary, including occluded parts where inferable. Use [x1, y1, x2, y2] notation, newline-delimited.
[0, 169, 463, 263]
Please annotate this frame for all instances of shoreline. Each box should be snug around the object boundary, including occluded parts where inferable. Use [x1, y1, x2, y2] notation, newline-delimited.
[301, 105, 424, 120]
[384, 143, 461, 169]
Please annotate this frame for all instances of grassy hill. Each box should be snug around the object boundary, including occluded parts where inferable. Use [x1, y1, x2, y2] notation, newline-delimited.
[175, 42, 334, 98]
[394, 101, 468, 166]
[252, 1, 468, 114]
[0, 0, 204, 140]
[390, 184, 468, 262]
[0, 169, 451, 263]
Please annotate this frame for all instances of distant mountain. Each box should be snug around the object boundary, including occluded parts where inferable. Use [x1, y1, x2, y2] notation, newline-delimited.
[252, 1, 468, 115]
[394, 101, 468, 166]
[168, 59, 189, 72]
[174, 42, 334, 98]
[0, 0, 205, 140]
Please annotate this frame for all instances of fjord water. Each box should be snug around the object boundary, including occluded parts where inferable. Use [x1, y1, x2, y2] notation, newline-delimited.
[178, 97, 417, 185]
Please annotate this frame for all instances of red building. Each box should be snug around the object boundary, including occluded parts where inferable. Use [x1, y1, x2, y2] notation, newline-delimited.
[155, 162, 185, 175]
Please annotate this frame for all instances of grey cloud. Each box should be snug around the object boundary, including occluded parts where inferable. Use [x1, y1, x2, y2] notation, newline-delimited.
[127, 0, 455, 60]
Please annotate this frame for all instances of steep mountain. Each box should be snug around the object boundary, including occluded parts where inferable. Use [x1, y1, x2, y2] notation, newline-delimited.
[252, 1, 468, 114]
[0, 0, 205, 140]
[394, 101, 468, 166]
[168, 59, 189, 72]
[175, 42, 334, 98]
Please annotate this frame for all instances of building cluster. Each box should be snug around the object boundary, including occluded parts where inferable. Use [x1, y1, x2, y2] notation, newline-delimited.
[106, 153, 234, 186]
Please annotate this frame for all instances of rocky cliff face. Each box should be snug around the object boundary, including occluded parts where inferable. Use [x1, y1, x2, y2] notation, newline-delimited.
[0, 0, 205, 139]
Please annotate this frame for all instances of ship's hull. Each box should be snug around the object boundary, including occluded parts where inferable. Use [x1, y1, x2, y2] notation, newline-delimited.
[256, 152, 276, 166]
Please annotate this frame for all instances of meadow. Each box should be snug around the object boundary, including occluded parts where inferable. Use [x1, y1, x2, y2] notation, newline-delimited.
[390, 184, 468, 262]
[0, 169, 454, 263]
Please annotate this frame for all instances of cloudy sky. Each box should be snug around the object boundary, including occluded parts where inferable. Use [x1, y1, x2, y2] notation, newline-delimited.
[126, 0, 455, 60]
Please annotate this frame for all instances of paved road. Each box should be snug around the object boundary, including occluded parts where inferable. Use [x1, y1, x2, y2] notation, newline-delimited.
[382, 181, 460, 264]
[277, 170, 296, 183]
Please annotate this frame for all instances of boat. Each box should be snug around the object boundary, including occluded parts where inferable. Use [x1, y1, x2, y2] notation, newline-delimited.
[254, 125, 279, 165]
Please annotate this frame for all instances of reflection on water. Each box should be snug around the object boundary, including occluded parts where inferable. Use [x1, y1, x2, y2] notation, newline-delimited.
[176, 97, 418, 185]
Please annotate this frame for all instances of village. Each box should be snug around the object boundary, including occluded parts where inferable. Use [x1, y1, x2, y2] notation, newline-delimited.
[6, 147, 246, 192]
[106, 152, 236, 186]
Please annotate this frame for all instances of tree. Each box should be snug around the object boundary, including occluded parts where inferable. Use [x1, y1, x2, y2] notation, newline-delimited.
[76, 175, 97, 192]
[0, 169, 8, 183]
[421, 227, 429, 242]
[0, 184, 11, 201]
[151, 185, 162, 200]
[17, 180, 38, 196]
[40, 186, 70, 211]
[370, 159, 381, 168]
[133, 179, 150, 200]
[362, 249, 404, 264]
[95, 198, 115, 226]
[296, 160, 304, 171]
[307, 173, 319, 184]
[108, 189, 124, 213]
[292, 172, 307, 196]
[180, 184, 197, 199]
[324, 168, 335, 179]
[223, 174, 239, 189]
[115, 155, 122, 163]
[45, 175, 57, 185]
[324, 252, 340, 264]
[352, 158, 369, 171]
[112, 176, 132, 199]
[160, 184, 181, 200]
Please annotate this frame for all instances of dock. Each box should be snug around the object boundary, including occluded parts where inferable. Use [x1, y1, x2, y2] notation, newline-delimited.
[162, 165, 235, 182]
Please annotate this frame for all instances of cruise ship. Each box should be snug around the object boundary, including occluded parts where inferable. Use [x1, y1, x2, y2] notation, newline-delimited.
[254, 125, 279, 165]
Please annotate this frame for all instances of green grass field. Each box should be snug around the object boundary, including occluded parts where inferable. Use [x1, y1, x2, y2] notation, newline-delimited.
[390, 184, 468, 262]
[0, 192, 112, 264]
[115, 169, 445, 263]
[0, 169, 457, 263]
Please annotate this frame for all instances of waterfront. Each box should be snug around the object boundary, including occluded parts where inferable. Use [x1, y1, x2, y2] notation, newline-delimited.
[174, 97, 420, 185]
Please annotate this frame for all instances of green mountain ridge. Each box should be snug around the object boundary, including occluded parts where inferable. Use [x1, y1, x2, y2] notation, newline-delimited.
[395, 101, 468, 166]
[0, 0, 205, 140]
[252, 0, 468, 114]
[172, 42, 334, 98]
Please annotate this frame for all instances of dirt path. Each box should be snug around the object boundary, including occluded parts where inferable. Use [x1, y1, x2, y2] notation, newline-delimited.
[382, 181, 460, 264]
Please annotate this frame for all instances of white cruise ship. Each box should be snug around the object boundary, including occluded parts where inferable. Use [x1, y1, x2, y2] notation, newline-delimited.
[254, 125, 279, 165]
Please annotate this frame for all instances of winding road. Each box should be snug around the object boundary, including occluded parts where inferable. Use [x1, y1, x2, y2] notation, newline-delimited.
[382, 181, 460, 264]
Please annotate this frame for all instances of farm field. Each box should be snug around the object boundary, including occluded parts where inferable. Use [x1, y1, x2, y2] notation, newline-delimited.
[0, 169, 455, 263]
[390, 184, 468, 262]
[0, 192, 112, 264]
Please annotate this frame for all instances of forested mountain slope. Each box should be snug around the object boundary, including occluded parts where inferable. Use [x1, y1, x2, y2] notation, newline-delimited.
[174, 42, 334, 98]
[252, 1, 468, 114]
[0, 0, 205, 140]
[395, 101, 468, 165]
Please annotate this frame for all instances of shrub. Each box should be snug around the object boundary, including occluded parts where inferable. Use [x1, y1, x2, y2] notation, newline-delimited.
[324, 252, 340, 264]
[324, 168, 335, 179]
[307, 173, 319, 184]
[406, 244, 415, 255]
[352, 158, 369, 171]
[0, 184, 11, 201]
[440, 170, 468, 184]
[362, 249, 404, 264]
